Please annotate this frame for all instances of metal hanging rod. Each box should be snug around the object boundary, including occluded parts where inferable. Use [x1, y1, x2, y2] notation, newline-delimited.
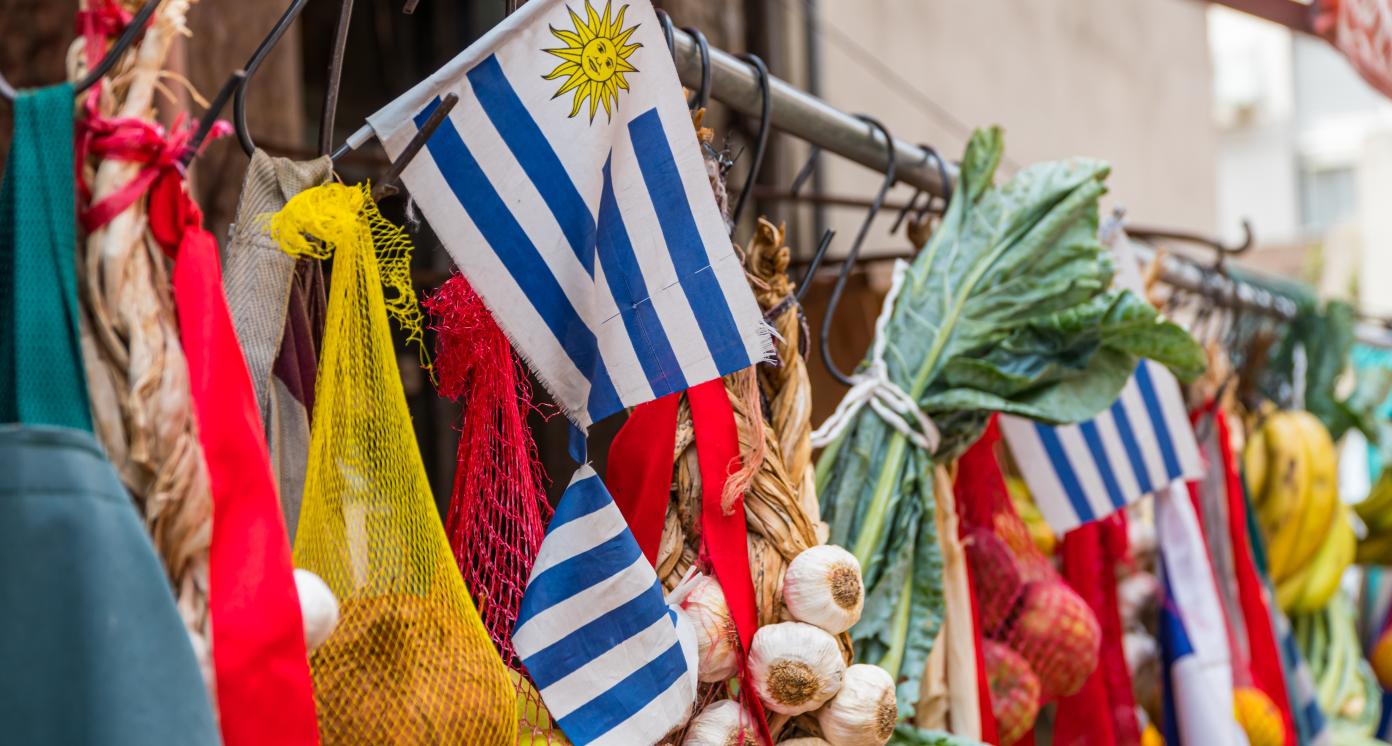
[669, 26, 954, 199]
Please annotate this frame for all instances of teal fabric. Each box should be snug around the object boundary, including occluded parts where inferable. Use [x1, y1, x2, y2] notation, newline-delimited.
[0, 426, 220, 745]
[0, 83, 91, 431]
[0, 86, 219, 744]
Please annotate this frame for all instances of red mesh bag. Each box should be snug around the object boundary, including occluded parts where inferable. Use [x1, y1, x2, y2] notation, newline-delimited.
[956, 419, 1101, 724]
[424, 274, 557, 742]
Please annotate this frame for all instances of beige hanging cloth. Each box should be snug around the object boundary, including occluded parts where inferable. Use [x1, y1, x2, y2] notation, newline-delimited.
[222, 150, 333, 541]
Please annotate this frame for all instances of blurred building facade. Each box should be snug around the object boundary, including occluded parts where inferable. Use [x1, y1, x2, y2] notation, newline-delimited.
[1211, 5, 1392, 312]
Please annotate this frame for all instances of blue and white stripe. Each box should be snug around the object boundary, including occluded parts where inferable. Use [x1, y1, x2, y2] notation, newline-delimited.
[513, 466, 698, 745]
[1000, 360, 1202, 533]
[366, 0, 769, 428]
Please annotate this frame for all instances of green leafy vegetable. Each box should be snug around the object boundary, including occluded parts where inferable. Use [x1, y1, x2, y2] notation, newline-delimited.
[890, 724, 986, 745]
[816, 127, 1204, 716]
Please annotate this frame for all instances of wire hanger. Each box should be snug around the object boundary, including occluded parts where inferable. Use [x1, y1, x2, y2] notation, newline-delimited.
[655, 10, 676, 60]
[319, 0, 356, 157]
[889, 143, 951, 235]
[729, 53, 771, 229]
[820, 115, 897, 386]
[683, 27, 712, 111]
[0, 0, 161, 101]
[230, 0, 312, 156]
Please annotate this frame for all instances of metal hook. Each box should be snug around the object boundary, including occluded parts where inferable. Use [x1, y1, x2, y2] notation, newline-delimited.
[820, 115, 897, 386]
[181, 69, 247, 165]
[794, 229, 835, 304]
[889, 144, 949, 234]
[1, 0, 161, 101]
[371, 92, 458, 201]
[789, 146, 820, 198]
[1126, 218, 1255, 271]
[319, 0, 355, 157]
[232, 0, 312, 156]
[729, 53, 771, 230]
[655, 10, 676, 60]
[682, 26, 711, 111]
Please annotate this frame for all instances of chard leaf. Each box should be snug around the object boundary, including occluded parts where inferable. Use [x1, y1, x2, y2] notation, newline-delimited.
[817, 126, 1205, 719]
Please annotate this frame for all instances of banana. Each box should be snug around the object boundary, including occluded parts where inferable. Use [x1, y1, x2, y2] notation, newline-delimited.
[1260, 412, 1314, 581]
[1245, 423, 1269, 505]
[1287, 510, 1356, 614]
[1355, 471, 1392, 534]
[1355, 525, 1392, 566]
[1285, 411, 1340, 573]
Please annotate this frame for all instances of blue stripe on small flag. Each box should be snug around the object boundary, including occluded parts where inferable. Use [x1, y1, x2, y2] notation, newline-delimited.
[1034, 422, 1095, 523]
[554, 641, 689, 744]
[548, 472, 614, 530]
[514, 530, 640, 630]
[627, 108, 748, 374]
[468, 55, 597, 276]
[524, 579, 669, 690]
[1109, 397, 1154, 494]
[416, 99, 623, 418]
[598, 155, 687, 393]
[1135, 362, 1182, 479]
[1079, 420, 1126, 509]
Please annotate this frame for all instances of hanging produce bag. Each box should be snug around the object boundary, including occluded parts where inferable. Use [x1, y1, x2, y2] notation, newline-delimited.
[273, 183, 514, 745]
[0, 84, 218, 746]
[423, 273, 557, 741]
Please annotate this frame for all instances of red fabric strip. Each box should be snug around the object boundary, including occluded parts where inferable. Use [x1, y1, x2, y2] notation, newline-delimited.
[954, 423, 1002, 744]
[150, 173, 320, 746]
[606, 392, 682, 566]
[1214, 409, 1297, 746]
[688, 378, 773, 745]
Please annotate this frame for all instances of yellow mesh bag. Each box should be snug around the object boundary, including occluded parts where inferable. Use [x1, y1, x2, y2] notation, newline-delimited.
[271, 183, 515, 746]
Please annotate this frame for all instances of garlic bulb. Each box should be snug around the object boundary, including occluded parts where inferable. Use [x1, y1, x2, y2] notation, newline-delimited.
[682, 699, 759, 746]
[782, 545, 864, 634]
[681, 574, 741, 682]
[815, 664, 897, 746]
[749, 622, 846, 715]
[294, 568, 339, 653]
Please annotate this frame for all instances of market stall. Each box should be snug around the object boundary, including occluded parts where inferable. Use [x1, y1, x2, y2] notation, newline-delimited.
[9, 1, 1392, 745]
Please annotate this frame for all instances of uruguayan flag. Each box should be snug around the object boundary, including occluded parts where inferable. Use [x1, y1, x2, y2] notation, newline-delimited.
[513, 466, 698, 745]
[366, 0, 770, 429]
[1000, 360, 1202, 532]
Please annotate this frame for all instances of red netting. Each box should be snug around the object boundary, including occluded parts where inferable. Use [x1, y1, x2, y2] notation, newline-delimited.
[957, 420, 1101, 744]
[424, 273, 557, 742]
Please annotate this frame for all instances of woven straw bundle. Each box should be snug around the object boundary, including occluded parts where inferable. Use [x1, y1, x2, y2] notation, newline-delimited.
[73, 0, 215, 687]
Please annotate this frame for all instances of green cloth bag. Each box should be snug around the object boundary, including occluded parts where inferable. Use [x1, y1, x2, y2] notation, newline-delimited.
[0, 84, 219, 745]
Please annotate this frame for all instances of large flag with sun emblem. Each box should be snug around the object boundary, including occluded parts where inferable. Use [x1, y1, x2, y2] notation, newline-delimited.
[366, 0, 771, 430]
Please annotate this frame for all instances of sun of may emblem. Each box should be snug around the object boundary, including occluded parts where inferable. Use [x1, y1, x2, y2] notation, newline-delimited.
[543, 0, 641, 123]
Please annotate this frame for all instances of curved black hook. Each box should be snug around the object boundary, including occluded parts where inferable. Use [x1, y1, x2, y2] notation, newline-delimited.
[729, 53, 771, 230]
[682, 27, 711, 111]
[890, 143, 950, 234]
[233, 0, 312, 156]
[1, 0, 160, 101]
[655, 10, 676, 60]
[820, 115, 897, 387]
[319, 0, 356, 156]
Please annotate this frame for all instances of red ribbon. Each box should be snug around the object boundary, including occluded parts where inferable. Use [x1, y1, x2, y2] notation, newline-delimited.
[147, 168, 319, 746]
[76, 0, 135, 68]
[607, 378, 773, 744]
[1211, 408, 1298, 746]
[607, 392, 681, 566]
[953, 422, 1004, 744]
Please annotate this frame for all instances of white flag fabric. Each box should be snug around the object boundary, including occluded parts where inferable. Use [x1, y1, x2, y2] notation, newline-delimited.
[367, 0, 770, 428]
[1000, 229, 1202, 533]
[512, 466, 698, 745]
[1156, 483, 1246, 746]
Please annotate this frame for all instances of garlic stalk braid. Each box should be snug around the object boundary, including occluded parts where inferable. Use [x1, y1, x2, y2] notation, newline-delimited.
[742, 218, 826, 540]
[74, 0, 215, 688]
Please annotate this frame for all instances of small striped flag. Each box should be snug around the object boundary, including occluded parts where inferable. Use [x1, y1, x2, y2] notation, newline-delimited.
[512, 466, 699, 745]
[366, 0, 770, 430]
[999, 359, 1202, 533]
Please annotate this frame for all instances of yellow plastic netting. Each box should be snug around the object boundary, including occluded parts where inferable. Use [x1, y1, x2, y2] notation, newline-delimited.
[271, 183, 515, 746]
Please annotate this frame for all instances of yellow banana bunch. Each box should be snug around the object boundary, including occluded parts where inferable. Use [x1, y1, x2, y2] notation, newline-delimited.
[1356, 470, 1392, 536]
[1245, 410, 1348, 609]
[1006, 476, 1056, 557]
[1276, 507, 1355, 614]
